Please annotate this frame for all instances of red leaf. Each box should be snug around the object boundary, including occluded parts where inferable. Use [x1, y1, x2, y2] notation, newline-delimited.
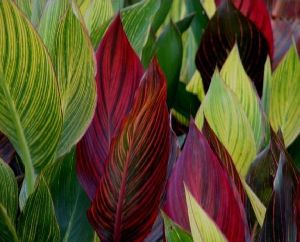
[88, 59, 170, 242]
[196, 1, 270, 96]
[0, 132, 15, 164]
[76, 15, 144, 199]
[164, 121, 250, 242]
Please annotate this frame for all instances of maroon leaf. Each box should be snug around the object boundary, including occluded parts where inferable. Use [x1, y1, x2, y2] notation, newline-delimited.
[76, 15, 144, 199]
[0, 132, 15, 163]
[88, 59, 170, 242]
[196, 1, 270, 96]
[257, 132, 300, 241]
[164, 121, 250, 242]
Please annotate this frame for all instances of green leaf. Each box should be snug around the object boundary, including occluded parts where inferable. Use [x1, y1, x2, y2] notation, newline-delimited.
[200, 0, 216, 18]
[30, 0, 48, 26]
[112, 0, 124, 11]
[269, 44, 300, 146]
[176, 13, 195, 34]
[151, 0, 172, 33]
[0, 204, 19, 242]
[184, 185, 228, 242]
[156, 22, 183, 107]
[53, 5, 96, 157]
[186, 71, 205, 101]
[84, 0, 113, 36]
[15, 0, 32, 19]
[162, 212, 193, 242]
[0, 159, 18, 221]
[220, 45, 264, 149]
[18, 177, 60, 242]
[0, 0, 62, 195]
[43, 150, 94, 242]
[196, 72, 256, 177]
[121, 0, 160, 56]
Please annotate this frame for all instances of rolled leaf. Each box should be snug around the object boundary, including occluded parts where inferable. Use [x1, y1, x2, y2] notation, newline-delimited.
[88, 59, 170, 242]
[196, 1, 269, 96]
[76, 15, 144, 199]
[164, 121, 250, 242]
[0, 0, 62, 195]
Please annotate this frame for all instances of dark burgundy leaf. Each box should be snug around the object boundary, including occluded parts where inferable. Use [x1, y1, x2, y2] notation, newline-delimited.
[0, 132, 15, 164]
[76, 15, 144, 199]
[164, 121, 250, 242]
[196, 1, 270, 96]
[88, 59, 170, 242]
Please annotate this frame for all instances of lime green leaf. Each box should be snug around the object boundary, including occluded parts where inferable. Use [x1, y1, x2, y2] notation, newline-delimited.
[0, 204, 19, 242]
[184, 185, 228, 242]
[186, 71, 205, 101]
[200, 0, 216, 18]
[43, 150, 94, 242]
[0, 159, 18, 220]
[269, 44, 300, 146]
[0, 0, 62, 195]
[30, 0, 48, 26]
[54, 5, 96, 157]
[15, 0, 32, 18]
[84, 0, 113, 35]
[17, 177, 60, 242]
[121, 0, 160, 56]
[241, 179, 266, 226]
[196, 72, 256, 177]
[162, 212, 193, 242]
[220, 45, 264, 149]
[262, 57, 272, 118]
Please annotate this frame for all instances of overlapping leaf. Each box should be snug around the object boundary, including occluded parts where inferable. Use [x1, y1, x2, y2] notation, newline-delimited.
[0, 132, 14, 163]
[0, 0, 62, 195]
[196, 1, 270, 96]
[165, 121, 250, 242]
[53, 5, 96, 157]
[76, 15, 144, 199]
[88, 59, 170, 242]
[0, 205, 19, 242]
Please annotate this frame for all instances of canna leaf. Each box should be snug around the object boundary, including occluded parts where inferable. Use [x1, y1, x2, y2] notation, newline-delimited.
[0, 0, 62, 195]
[53, 5, 97, 157]
[0, 204, 19, 242]
[196, 1, 270, 96]
[151, 0, 172, 33]
[269, 44, 300, 147]
[185, 186, 228, 242]
[162, 212, 193, 242]
[164, 121, 250, 242]
[0, 132, 15, 164]
[88, 59, 170, 242]
[76, 15, 144, 200]
[17, 177, 60, 242]
[43, 150, 94, 242]
[0, 159, 18, 221]
[196, 72, 256, 177]
[220, 45, 264, 149]
[201, 0, 217, 18]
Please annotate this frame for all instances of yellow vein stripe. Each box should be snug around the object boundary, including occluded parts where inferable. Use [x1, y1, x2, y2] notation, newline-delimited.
[184, 185, 228, 242]
[221, 45, 264, 150]
[84, 0, 113, 35]
[0, 0, 62, 192]
[54, 5, 96, 157]
[0, 204, 19, 242]
[121, 0, 160, 56]
[196, 72, 256, 177]
[269, 44, 300, 147]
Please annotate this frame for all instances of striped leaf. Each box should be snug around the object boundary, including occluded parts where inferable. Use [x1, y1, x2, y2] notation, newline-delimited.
[0, 0, 62, 195]
[88, 59, 170, 242]
[76, 15, 144, 199]
[17, 177, 60, 242]
[165, 121, 250, 242]
[163, 212, 193, 242]
[53, 5, 96, 157]
[269, 44, 300, 147]
[121, 0, 160, 56]
[220, 45, 264, 149]
[0, 204, 19, 242]
[0, 159, 18, 221]
[185, 186, 228, 242]
[0, 132, 15, 164]
[196, 72, 256, 177]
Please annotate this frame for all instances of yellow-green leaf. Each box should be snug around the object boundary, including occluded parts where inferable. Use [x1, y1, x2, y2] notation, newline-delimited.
[200, 0, 216, 18]
[184, 185, 228, 242]
[269, 44, 300, 146]
[54, 5, 96, 157]
[0, 0, 62, 195]
[186, 71, 205, 101]
[220, 45, 264, 149]
[196, 72, 256, 177]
